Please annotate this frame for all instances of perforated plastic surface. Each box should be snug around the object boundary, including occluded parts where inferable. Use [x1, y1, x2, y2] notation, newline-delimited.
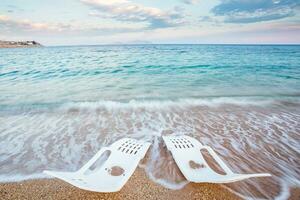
[44, 138, 151, 192]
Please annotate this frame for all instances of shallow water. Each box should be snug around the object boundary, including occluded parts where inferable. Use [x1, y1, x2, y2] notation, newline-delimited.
[0, 45, 300, 199]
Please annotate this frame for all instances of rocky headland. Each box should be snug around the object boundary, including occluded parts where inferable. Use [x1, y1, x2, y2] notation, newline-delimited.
[0, 40, 42, 48]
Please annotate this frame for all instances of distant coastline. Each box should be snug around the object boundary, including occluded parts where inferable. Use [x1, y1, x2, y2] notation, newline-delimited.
[0, 40, 42, 48]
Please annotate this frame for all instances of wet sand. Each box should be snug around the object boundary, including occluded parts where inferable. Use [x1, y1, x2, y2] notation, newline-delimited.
[0, 168, 240, 200]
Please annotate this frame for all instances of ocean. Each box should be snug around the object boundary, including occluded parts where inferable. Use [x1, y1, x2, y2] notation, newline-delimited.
[0, 44, 299, 199]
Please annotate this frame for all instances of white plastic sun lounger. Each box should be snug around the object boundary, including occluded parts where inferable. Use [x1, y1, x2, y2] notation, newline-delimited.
[163, 135, 271, 183]
[44, 138, 151, 192]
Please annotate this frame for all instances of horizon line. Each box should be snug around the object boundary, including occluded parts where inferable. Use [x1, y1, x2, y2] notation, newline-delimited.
[46, 43, 300, 47]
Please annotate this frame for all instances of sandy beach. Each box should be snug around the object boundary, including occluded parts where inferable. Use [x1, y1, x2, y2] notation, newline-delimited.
[0, 168, 241, 200]
[1, 169, 300, 200]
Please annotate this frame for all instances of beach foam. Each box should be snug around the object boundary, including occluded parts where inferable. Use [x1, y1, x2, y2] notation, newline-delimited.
[0, 99, 299, 199]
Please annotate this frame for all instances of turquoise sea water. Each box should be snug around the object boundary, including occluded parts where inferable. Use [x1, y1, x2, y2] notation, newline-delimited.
[0, 45, 299, 199]
[0, 45, 299, 105]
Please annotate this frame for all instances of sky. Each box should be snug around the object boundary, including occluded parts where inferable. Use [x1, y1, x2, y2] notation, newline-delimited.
[0, 0, 299, 45]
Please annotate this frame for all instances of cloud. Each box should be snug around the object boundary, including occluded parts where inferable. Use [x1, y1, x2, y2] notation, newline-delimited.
[181, 0, 200, 5]
[0, 15, 141, 37]
[0, 15, 59, 32]
[223, 7, 294, 23]
[81, 0, 185, 29]
[211, 0, 300, 23]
